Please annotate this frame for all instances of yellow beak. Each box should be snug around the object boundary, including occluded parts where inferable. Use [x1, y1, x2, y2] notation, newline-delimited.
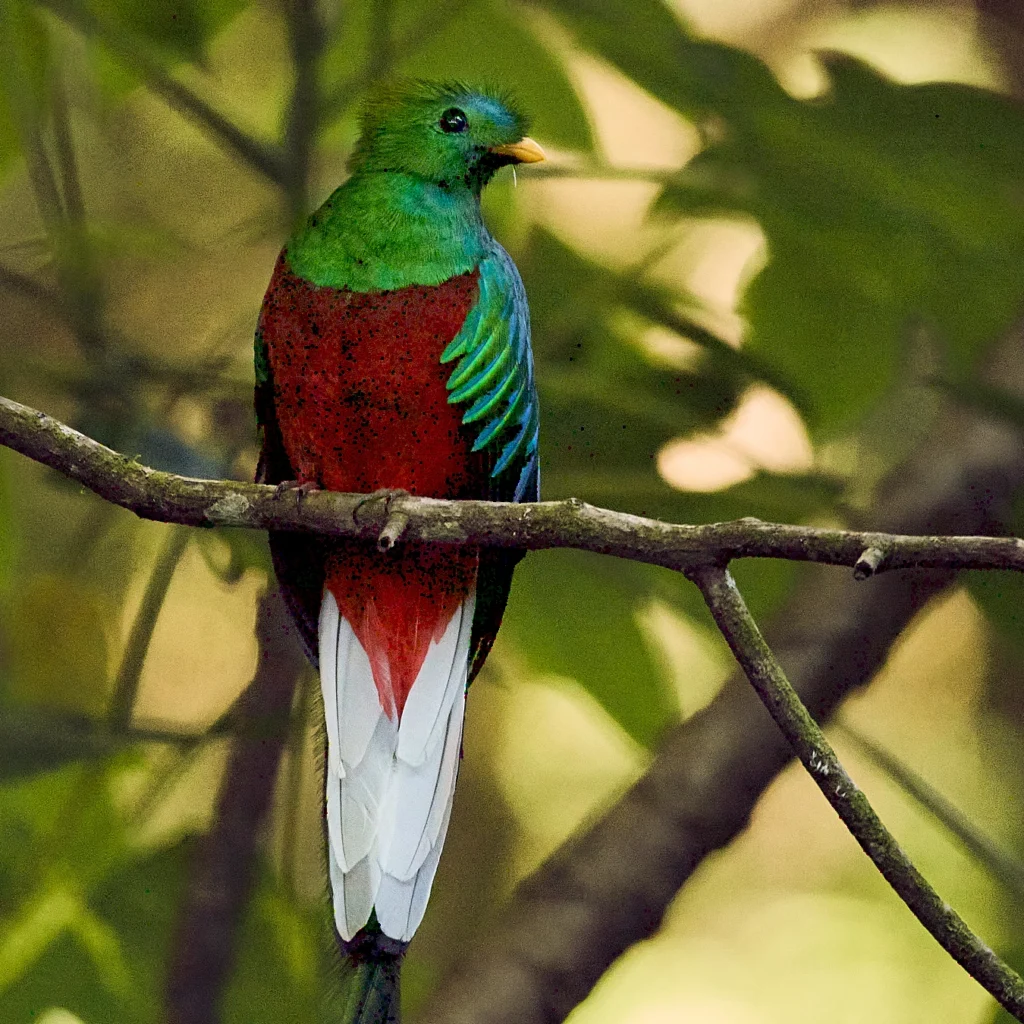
[488, 137, 546, 164]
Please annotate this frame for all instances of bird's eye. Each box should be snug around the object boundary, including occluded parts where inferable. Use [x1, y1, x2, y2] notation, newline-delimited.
[439, 108, 469, 134]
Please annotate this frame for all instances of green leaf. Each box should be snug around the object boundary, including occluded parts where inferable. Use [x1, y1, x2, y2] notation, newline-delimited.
[501, 550, 678, 748]
[733, 60, 1024, 434]
[0, 836, 191, 1023]
[541, 0, 1024, 436]
[223, 876, 330, 1024]
[0, 759, 147, 1019]
[84, 0, 247, 62]
[533, 0, 785, 123]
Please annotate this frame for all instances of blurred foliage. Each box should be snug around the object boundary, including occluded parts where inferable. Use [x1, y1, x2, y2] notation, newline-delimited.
[538, 0, 1024, 434]
[0, 0, 1022, 1020]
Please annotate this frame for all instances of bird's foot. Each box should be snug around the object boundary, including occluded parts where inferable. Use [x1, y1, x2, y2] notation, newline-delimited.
[351, 487, 410, 525]
[352, 489, 412, 551]
[273, 479, 322, 503]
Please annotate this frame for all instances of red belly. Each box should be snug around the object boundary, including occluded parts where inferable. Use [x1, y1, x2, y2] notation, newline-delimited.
[259, 254, 482, 714]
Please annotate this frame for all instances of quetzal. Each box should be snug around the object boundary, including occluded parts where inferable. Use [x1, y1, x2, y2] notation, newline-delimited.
[253, 81, 542, 1021]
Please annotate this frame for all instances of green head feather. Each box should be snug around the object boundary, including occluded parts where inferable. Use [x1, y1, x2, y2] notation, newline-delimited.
[349, 80, 531, 192]
[287, 81, 536, 291]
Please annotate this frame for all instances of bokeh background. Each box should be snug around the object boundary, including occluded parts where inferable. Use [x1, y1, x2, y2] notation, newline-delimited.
[1, 0, 1024, 1021]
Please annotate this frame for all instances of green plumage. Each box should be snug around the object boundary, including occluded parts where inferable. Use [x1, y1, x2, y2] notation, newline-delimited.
[286, 81, 529, 292]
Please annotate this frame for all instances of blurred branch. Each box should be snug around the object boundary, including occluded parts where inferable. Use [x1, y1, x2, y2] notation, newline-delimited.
[108, 526, 191, 729]
[283, 0, 325, 223]
[417, 320, 1024, 1024]
[0, 262, 63, 310]
[689, 563, 1024, 1021]
[49, 67, 106, 355]
[165, 586, 306, 1024]
[835, 718, 1024, 902]
[1, 393, 1023, 575]
[321, 0, 475, 121]
[35, 0, 287, 186]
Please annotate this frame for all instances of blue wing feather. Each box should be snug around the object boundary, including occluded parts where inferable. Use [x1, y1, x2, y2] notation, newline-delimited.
[442, 241, 539, 503]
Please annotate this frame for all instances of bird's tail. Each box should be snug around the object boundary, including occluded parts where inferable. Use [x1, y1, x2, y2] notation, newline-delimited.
[338, 926, 406, 1024]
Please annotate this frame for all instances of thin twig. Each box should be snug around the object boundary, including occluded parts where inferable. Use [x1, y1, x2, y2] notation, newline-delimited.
[689, 563, 1024, 1022]
[1, 394, 1023, 576]
[108, 526, 191, 729]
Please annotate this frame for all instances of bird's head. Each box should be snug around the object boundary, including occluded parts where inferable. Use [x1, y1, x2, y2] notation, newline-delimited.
[349, 81, 545, 192]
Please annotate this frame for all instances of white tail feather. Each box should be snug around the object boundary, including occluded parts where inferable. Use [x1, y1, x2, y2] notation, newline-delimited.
[338, 616, 385, 768]
[329, 846, 380, 940]
[378, 689, 465, 881]
[320, 588, 475, 942]
[339, 713, 397, 869]
[375, 773, 458, 941]
[318, 594, 342, 778]
[397, 593, 475, 765]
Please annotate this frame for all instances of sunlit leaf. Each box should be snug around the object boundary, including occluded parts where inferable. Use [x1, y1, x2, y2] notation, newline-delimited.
[0, 835, 190, 1023]
[0, 759, 145, 1018]
[540, 0, 1024, 435]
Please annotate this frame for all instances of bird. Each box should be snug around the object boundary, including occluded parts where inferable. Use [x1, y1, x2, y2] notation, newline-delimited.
[254, 81, 542, 1022]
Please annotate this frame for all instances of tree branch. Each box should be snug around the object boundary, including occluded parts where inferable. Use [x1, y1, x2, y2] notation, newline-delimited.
[1, 394, 1022, 576]
[689, 563, 1024, 1021]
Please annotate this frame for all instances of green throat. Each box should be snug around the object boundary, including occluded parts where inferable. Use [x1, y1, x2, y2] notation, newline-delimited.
[286, 171, 491, 293]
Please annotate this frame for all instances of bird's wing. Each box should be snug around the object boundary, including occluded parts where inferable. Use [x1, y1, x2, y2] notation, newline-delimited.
[441, 241, 539, 505]
[255, 324, 325, 666]
[441, 241, 540, 684]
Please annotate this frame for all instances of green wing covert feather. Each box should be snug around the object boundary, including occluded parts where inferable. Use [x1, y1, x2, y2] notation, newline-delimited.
[441, 241, 539, 502]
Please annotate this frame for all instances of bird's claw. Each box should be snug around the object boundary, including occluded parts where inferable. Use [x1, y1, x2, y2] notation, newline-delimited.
[273, 479, 322, 503]
[352, 488, 410, 525]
